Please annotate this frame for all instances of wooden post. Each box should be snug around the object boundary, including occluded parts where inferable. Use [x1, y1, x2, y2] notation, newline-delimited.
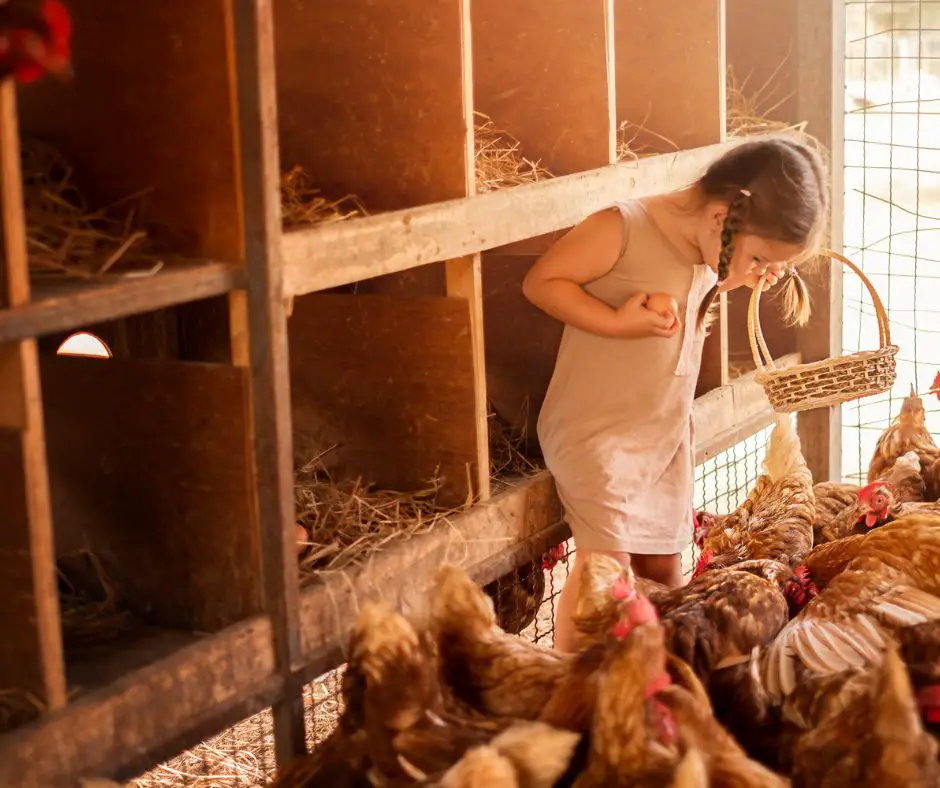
[229, 0, 306, 763]
[794, 0, 844, 483]
[0, 82, 67, 714]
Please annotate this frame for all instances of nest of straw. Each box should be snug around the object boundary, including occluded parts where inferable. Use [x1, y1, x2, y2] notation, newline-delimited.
[0, 688, 44, 735]
[616, 118, 680, 163]
[21, 140, 164, 281]
[58, 550, 138, 653]
[280, 166, 368, 229]
[294, 449, 461, 579]
[488, 406, 542, 483]
[725, 64, 803, 138]
[474, 112, 553, 192]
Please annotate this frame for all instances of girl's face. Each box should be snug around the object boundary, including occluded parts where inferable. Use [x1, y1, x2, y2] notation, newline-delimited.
[697, 202, 803, 290]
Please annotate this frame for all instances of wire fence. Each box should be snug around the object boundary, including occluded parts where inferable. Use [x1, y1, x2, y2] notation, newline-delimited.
[128, 427, 772, 787]
[844, 0, 940, 483]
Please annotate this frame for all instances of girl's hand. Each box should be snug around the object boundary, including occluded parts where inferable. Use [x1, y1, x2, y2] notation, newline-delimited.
[744, 261, 788, 292]
[612, 293, 680, 339]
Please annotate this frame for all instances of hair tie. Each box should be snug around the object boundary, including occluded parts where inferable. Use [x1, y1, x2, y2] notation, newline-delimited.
[740, 188, 752, 197]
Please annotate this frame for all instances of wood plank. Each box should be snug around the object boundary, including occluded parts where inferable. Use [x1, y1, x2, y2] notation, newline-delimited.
[615, 0, 725, 151]
[274, 1, 467, 211]
[288, 293, 480, 508]
[0, 476, 563, 787]
[0, 82, 66, 717]
[0, 262, 244, 345]
[692, 352, 801, 462]
[0, 617, 280, 788]
[471, 0, 612, 175]
[793, 0, 843, 483]
[16, 0, 243, 261]
[41, 356, 261, 631]
[230, 0, 307, 763]
[283, 138, 764, 296]
[446, 256, 491, 500]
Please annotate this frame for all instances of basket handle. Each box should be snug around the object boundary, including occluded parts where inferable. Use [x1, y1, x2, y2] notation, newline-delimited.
[747, 248, 892, 374]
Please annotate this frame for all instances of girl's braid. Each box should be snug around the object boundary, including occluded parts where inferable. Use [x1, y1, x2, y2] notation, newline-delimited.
[717, 192, 749, 283]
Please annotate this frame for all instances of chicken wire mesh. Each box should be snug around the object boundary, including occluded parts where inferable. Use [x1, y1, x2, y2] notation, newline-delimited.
[127, 428, 772, 787]
[843, 0, 940, 483]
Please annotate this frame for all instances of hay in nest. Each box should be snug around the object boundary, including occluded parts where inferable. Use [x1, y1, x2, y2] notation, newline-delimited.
[616, 118, 679, 163]
[58, 549, 138, 654]
[280, 165, 368, 229]
[488, 406, 542, 484]
[725, 63, 803, 138]
[21, 139, 164, 281]
[474, 112, 553, 192]
[294, 449, 463, 579]
[0, 688, 44, 735]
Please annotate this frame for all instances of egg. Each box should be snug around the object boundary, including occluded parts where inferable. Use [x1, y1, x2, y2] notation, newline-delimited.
[295, 522, 309, 556]
[647, 292, 680, 322]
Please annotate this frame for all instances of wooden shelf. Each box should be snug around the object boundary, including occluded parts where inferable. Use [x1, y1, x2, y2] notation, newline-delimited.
[281, 139, 749, 296]
[0, 261, 243, 344]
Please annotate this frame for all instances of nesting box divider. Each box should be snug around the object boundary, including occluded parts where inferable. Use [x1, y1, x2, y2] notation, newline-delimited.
[0, 81, 66, 735]
[473, 0, 616, 442]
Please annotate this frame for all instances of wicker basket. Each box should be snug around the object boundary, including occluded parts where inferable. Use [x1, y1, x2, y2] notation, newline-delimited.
[747, 249, 898, 414]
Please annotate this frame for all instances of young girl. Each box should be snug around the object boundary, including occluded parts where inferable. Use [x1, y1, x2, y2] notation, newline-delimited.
[523, 137, 828, 652]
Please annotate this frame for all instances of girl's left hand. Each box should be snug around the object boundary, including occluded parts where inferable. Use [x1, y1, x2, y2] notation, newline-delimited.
[744, 261, 788, 292]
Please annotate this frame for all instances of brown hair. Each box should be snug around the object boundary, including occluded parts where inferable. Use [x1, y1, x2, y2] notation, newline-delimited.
[695, 137, 829, 329]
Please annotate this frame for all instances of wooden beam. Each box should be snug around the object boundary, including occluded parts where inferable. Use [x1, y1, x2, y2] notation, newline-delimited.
[693, 352, 801, 463]
[231, 0, 307, 766]
[0, 261, 244, 345]
[0, 81, 66, 719]
[793, 0, 844, 483]
[0, 476, 563, 787]
[283, 137, 770, 296]
[446, 256, 491, 501]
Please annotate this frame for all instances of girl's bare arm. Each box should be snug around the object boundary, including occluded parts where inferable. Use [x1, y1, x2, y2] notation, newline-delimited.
[522, 209, 677, 339]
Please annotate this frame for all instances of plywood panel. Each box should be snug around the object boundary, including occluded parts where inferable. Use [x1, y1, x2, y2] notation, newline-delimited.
[274, 1, 468, 212]
[615, 0, 724, 151]
[472, 0, 613, 175]
[288, 293, 478, 507]
[41, 356, 261, 631]
[0, 430, 63, 718]
[16, 0, 242, 260]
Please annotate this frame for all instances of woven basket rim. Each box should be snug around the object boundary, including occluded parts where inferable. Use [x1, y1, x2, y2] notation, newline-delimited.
[754, 345, 898, 383]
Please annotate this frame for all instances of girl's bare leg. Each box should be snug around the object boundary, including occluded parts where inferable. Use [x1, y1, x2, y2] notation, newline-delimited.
[553, 547, 632, 653]
[631, 553, 683, 587]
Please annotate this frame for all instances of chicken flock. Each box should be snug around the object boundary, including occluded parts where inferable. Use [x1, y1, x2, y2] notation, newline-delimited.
[273, 387, 940, 788]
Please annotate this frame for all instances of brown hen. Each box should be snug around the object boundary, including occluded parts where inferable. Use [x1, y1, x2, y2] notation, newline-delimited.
[431, 564, 572, 720]
[868, 386, 940, 499]
[789, 642, 940, 788]
[815, 451, 923, 543]
[695, 415, 815, 577]
[762, 515, 940, 704]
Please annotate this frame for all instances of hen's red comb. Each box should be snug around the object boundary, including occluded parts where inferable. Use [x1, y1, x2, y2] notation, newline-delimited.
[41, 1, 73, 42]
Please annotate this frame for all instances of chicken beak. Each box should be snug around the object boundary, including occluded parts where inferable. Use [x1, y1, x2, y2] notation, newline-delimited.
[865, 511, 879, 528]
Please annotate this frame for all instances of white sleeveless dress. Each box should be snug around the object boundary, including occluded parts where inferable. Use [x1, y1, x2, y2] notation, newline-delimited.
[537, 200, 717, 555]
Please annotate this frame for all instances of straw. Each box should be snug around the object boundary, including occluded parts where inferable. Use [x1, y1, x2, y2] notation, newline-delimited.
[280, 165, 369, 229]
[488, 404, 542, 486]
[474, 112, 553, 192]
[21, 139, 165, 280]
[294, 448, 463, 582]
[0, 688, 44, 735]
[58, 549, 138, 654]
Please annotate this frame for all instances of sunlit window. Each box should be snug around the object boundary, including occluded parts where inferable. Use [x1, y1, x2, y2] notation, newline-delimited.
[56, 332, 112, 359]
